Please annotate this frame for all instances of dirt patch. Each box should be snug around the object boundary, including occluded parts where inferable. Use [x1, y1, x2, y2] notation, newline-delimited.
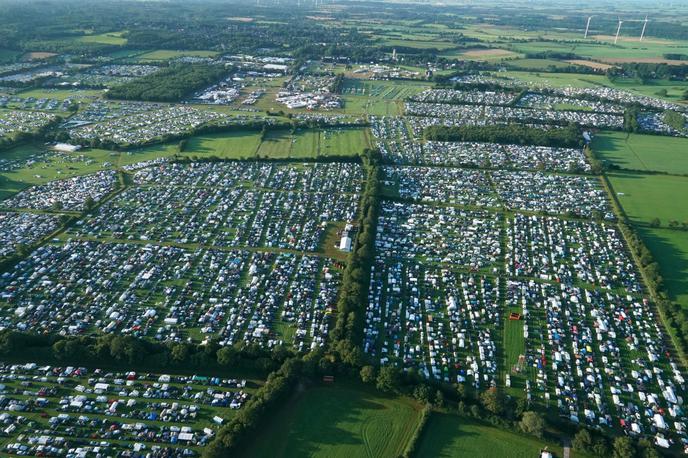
[566, 59, 614, 70]
[23, 52, 57, 61]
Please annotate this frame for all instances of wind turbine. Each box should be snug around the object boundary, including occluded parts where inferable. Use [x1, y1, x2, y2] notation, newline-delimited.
[640, 15, 649, 41]
[614, 17, 623, 44]
[584, 16, 593, 39]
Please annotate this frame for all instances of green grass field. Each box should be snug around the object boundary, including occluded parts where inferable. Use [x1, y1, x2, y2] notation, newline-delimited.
[240, 384, 421, 458]
[593, 131, 688, 175]
[291, 130, 320, 158]
[76, 31, 127, 45]
[320, 128, 371, 156]
[415, 413, 566, 458]
[607, 172, 688, 225]
[639, 227, 688, 309]
[256, 130, 294, 158]
[184, 131, 263, 158]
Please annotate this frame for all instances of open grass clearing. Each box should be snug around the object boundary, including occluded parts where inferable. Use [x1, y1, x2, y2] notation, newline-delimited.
[415, 412, 568, 458]
[239, 384, 422, 458]
[184, 130, 263, 159]
[607, 171, 688, 225]
[256, 130, 293, 158]
[639, 227, 688, 309]
[76, 31, 127, 45]
[320, 127, 370, 156]
[593, 131, 688, 175]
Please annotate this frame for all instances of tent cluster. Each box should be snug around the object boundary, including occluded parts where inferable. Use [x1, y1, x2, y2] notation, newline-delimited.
[0, 363, 249, 456]
[508, 280, 686, 448]
[374, 202, 501, 270]
[491, 171, 613, 219]
[506, 214, 642, 293]
[219, 251, 339, 351]
[365, 263, 500, 388]
[0, 95, 73, 112]
[0, 109, 57, 137]
[1, 170, 117, 211]
[405, 102, 624, 130]
[410, 89, 519, 106]
[422, 141, 590, 171]
[69, 162, 361, 252]
[68, 107, 224, 146]
[0, 212, 59, 258]
[64, 100, 163, 127]
[517, 93, 623, 114]
[383, 166, 498, 207]
[372, 115, 591, 171]
[0, 240, 339, 349]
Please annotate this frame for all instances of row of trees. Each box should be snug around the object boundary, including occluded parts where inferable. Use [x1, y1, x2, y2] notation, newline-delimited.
[330, 149, 381, 351]
[0, 331, 295, 375]
[573, 429, 659, 458]
[424, 123, 584, 148]
[107, 64, 230, 102]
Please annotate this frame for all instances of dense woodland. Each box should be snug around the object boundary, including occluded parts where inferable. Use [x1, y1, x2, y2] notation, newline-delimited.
[106, 64, 230, 102]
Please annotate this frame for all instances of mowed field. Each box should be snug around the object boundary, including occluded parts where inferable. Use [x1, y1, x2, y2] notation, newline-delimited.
[593, 131, 688, 175]
[415, 413, 567, 458]
[607, 172, 688, 225]
[240, 385, 422, 458]
[640, 227, 688, 309]
[185, 130, 263, 158]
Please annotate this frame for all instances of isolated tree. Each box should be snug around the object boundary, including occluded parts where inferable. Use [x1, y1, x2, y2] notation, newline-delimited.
[412, 384, 432, 404]
[519, 411, 545, 438]
[612, 436, 636, 458]
[480, 387, 504, 415]
[359, 365, 376, 384]
[572, 429, 593, 452]
[376, 365, 400, 393]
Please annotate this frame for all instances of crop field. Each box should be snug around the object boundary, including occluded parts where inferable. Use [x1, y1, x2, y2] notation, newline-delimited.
[593, 131, 688, 174]
[415, 413, 567, 458]
[607, 172, 688, 225]
[0, 362, 258, 456]
[239, 385, 422, 458]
